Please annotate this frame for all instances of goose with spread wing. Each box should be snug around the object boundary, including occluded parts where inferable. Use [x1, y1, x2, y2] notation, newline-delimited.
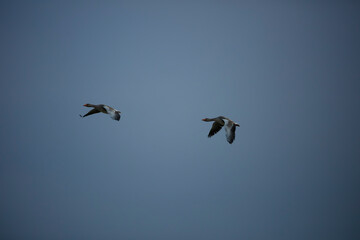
[202, 116, 240, 144]
[80, 104, 121, 121]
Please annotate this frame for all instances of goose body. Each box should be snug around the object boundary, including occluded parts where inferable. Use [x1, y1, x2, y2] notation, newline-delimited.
[80, 104, 121, 121]
[202, 116, 240, 144]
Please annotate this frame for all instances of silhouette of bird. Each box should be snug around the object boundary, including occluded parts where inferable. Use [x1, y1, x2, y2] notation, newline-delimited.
[80, 104, 121, 121]
[202, 116, 240, 144]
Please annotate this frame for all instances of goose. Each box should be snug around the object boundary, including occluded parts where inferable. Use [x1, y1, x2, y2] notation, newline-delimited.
[80, 104, 121, 121]
[202, 116, 240, 144]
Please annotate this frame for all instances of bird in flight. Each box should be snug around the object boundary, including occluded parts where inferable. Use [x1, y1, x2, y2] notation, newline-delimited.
[202, 116, 240, 144]
[80, 104, 121, 121]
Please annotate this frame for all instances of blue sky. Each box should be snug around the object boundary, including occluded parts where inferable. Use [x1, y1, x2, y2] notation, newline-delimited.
[1, 1, 360, 239]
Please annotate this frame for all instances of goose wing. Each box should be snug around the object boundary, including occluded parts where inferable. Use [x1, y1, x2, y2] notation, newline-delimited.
[80, 108, 100, 118]
[225, 122, 236, 144]
[111, 111, 121, 121]
[208, 121, 224, 137]
[103, 105, 121, 121]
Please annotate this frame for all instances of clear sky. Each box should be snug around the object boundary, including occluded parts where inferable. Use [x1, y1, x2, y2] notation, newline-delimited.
[1, 1, 360, 239]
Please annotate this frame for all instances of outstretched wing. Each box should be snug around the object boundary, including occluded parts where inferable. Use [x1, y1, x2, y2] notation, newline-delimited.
[80, 108, 100, 118]
[208, 121, 224, 137]
[111, 111, 121, 121]
[103, 105, 121, 121]
[225, 123, 236, 144]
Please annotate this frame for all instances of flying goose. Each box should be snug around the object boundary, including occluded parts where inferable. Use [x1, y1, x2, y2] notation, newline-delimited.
[80, 104, 121, 121]
[202, 116, 240, 144]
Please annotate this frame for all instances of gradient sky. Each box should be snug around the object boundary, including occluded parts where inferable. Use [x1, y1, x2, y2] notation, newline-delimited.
[1, 1, 360, 239]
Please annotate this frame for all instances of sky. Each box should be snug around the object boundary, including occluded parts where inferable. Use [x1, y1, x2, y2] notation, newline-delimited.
[1, 1, 360, 239]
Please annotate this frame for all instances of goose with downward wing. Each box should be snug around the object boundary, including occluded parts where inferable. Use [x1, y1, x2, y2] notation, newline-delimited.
[202, 116, 240, 144]
[80, 104, 121, 121]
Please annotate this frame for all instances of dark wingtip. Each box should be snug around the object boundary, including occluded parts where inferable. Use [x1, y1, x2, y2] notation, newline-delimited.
[227, 139, 234, 144]
[79, 114, 83, 118]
